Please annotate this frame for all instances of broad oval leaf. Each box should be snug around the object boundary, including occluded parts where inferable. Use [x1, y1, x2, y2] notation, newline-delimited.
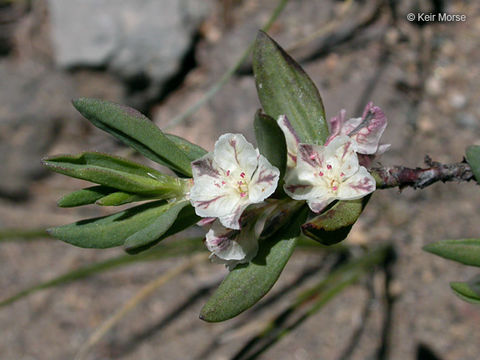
[450, 281, 480, 304]
[423, 239, 480, 267]
[254, 109, 287, 181]
[48, 200, 172, 248]
[302, 197, 370, 246]
[466, 145, 480, 184]
[200, 206, 308, 322]
[124, 200, 189, 253]
[72, 98, 193, 176]
[253, 31, 328, 145]
[43, 152, 187, 198]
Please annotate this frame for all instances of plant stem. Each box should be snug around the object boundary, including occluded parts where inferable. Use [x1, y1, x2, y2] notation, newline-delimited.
[372, 156, 475, 189]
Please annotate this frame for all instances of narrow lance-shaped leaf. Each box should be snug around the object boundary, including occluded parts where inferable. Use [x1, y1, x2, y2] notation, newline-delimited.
[72, 98, 193, 176]
[423, 239, 480, 267]
[302, 197, 370, 246]
[165, 133, 207, 161]
[133, 204, 200, 253]
[58, 186, 115, 207]
[58, 186, 149, 207]
[253, 31, 328, 145]
[96, 192, 147, 206]
[254, 109, 287, 181]
[468, 274, 480, 297]
[450, 281, 480, 304]
[43, 152, 188, 198]
[48, 200, 178, 249]
[124, 200, 189, 254]
[200, 206, 309, 322]
[466, 145, 480, 184]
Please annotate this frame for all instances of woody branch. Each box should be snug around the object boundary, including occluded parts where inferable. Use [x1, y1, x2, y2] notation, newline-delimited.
[372, 156, 475, 190]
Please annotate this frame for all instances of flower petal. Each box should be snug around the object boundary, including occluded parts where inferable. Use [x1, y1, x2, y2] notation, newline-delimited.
[376, 143, 391, 155]
[190, 175, 246, 229]
[249, 154, 280, 203]
[308, 197, 336, 213]
[206, 221, 259, 270]
[325, 135, 359, 178]
[217, 202, 250, 230]
[277, 115, 300, 168]
[284, 167, 329, 202]
[337, 166, 376, 200]
[296, 143, 325, 173]
[347, 102, 387, 154]
[214, 133, 258, 179]
[325, 109, 346, 145]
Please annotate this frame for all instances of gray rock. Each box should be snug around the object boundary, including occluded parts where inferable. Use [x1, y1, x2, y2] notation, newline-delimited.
[48, 0, 211, 84]
[0, 60, 73, 199]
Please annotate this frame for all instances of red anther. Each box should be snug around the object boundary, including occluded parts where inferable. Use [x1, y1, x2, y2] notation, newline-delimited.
[319, 171, 324, 176]
[327, 164, 332, 170]
[240, 172, 245, 178]
[226, 170, 231, 176]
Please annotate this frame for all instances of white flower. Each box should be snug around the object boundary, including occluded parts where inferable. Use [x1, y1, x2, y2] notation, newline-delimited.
[277, 115, 300, 169]
[326, 102, 390, 156]
[277, 103, 390, 170]
[189, 133, 280, 230]
[205, 221, 259, 270]
[204, 202, 277, 270]
[284, 135, 376, 213]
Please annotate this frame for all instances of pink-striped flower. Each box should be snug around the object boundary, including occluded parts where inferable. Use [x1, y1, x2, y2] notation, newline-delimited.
[326, 102, 390, 166]
[284, 135, 376, 213]
[189, 133, 279, 230]
[205, 220, 259, 270]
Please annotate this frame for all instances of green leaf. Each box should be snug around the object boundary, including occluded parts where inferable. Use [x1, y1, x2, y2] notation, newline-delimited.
[130, 203, 200, 254]
[124, 200, 189, 254]
[450, 281, 480, 304]
[254, 110, 287, 180]
[200, 206, 309, 322]
[96, 191, 146, 206]
[72, 98, 193, 176]
[466, 145, 480, 183]
[58, 186, 115, 207]
[48, 200, 174, 248]
[253, 31, 328, 145]
[468, 274, 480, 297]
[43, 152, 186, 198]
[301, 197, 369, 246]
[165, 134, 207, 161]
[423, 239, 480, 267]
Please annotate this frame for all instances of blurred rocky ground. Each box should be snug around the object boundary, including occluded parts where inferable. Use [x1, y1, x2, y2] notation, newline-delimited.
[1, 0, 480, 359]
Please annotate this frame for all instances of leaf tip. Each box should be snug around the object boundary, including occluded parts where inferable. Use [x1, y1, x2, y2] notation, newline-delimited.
[422, 243, 434, 253]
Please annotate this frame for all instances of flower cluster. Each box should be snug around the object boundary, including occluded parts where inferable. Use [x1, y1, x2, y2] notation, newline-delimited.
[188, 103, 388, 269]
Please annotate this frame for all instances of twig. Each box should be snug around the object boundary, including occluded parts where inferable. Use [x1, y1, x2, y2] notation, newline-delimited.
[372, 156, 475, 190]
[74, 252, 208, 360]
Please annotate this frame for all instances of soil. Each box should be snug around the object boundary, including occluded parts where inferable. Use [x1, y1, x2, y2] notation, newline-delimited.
[1, 1, 480, 359]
